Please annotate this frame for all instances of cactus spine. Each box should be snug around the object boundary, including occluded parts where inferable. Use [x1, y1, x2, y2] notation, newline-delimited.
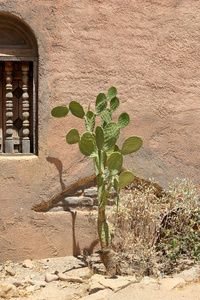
[51, 87, 143, 274]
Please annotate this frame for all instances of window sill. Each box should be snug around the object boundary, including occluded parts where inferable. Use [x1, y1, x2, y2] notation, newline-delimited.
[0, 154, 38, 159]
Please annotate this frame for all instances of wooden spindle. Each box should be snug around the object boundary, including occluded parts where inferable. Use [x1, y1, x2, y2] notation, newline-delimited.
[22, 62, 30, 153]
[5, 62, 14, 153]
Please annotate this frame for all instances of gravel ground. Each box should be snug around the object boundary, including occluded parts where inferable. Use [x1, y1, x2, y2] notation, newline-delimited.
[0, 255, 199, 300]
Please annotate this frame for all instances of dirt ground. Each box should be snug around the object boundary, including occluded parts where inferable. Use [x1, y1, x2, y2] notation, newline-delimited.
[0, 255, 199, 300]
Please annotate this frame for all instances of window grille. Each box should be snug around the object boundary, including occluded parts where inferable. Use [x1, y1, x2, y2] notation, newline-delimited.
[0, 13, 38, 155]
[0, 61, 34, 153]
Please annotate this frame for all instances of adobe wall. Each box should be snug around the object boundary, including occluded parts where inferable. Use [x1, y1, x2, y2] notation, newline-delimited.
[0, 0, 199, 262]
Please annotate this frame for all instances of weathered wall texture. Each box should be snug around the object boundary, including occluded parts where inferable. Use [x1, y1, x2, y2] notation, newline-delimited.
[0, 0, 199, 262]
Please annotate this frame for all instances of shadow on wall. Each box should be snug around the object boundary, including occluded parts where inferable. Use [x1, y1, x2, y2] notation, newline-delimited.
[46, 156, 66, 191]
[71, 211, 81, 256]
[36, 160, 99, 256]
[71, 211, 99, 256]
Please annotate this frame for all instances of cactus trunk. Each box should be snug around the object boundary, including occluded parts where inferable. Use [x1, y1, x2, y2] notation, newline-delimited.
[95, 147, 118, 275]
[97, 209, 118, 275]
[97, 180, 119, 275]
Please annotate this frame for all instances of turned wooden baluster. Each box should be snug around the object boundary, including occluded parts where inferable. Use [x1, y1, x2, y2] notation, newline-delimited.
[5, 62, 14, 153]
[22, 62, 30, 153]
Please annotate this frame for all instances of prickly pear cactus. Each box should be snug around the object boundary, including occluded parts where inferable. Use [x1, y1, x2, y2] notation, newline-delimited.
[51, 87, 143, 275]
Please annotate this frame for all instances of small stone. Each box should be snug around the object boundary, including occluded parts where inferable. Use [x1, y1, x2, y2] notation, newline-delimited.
[63, 196, 93, 206]
[99, 275, 137, 292]
[84, 187, 98, 197]
[42, 265, 49, 269]
[140, 276, 158, 285]
[57, 273, 84, 283]
[173, 266, 200, 282]
[73, 189, 83, 196]
[92, 206, 98, 211]
[23, 259, 34, 269]
[78, 270, 91, 279]
[5, 267, 16, 276]
[0, 282, 18, 298]
[45, 273, 59, 283]
[26, 285, 36, 292]
[66, 267, 91, 279]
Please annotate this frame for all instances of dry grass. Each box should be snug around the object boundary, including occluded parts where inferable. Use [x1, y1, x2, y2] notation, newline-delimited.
[105, 178, 200, 277]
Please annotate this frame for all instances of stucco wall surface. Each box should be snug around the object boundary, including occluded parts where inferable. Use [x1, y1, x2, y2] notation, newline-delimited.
[0, 0, 199, 262]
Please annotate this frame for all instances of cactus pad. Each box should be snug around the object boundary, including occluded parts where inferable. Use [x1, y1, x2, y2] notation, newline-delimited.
[79, 132, 97, 157]
[85, 111, 96, 132]
[118, 171, 135, 189]
[107, 87, 117, 100]
[95, 126, 104, 150]
[66, 129, 80, 144]
[95, 93, 107, 115]
[51, 106, 69, 118]
[106, 145, 120, 156]
[103, 122, 120, 150]
[69, 101, 85, 119]
[118, 112, 130, 128]
[110, 97, 119, 112]
[101, 108, 112, 127]
[121, 136, 143, 155]
[107, 152, 123, 176]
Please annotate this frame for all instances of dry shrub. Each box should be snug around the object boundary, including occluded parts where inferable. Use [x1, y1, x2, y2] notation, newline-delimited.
[156, 178, 200, 271]
[106, 178, 200, 277]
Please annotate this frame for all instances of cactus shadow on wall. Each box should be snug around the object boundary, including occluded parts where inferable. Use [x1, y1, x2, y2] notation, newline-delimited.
[46, 156, 66, 191]
[71, 211, 81, 256]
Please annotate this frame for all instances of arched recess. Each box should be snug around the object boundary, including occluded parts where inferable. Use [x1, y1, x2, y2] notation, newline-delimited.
[0, 12, 38, 154]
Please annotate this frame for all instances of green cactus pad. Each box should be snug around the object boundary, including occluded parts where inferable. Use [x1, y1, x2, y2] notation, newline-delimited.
[69, 101, 85, 119]
[66, 129, 80, 144]
[107, 87, 117, 100]
[107, 152, 123, 176]
[95, 93, 107, 115]
[51, 106, 69, 118]
[85, 111, 96, 132]
[101, 108, 112, 128]
[118, 171, 134, 189]
[110, 97, 119, 112]
[95, 126, 104, 150]
[106, 145, 120, 156]
[79, 132, 97, 157]
[118, 112, 130, 128]
[121, 136, 143, 155]
[103, 122, 120, 150]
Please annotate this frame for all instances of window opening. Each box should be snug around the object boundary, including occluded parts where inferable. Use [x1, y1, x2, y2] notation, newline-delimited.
[0, 61, 33, 154]
[0, 13, 38, 155]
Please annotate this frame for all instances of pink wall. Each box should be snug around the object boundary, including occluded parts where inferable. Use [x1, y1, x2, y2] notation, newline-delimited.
[0, 0, 199, 262]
